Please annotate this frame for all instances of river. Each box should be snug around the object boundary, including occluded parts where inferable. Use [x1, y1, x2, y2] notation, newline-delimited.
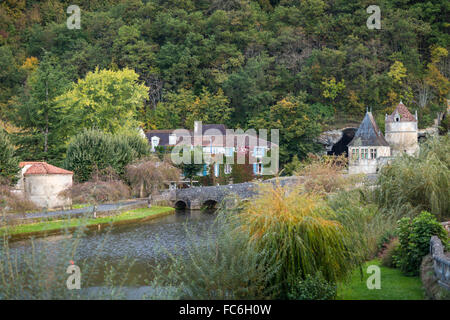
[5, 209, 217, 299]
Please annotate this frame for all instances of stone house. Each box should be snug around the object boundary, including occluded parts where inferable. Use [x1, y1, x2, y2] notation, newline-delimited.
[145, 121, 276, 177]
[348, 102, 419, 174]
[348, 111, 391, 174]
[385, 101, 419, 156]
[15, 162, 73, 209]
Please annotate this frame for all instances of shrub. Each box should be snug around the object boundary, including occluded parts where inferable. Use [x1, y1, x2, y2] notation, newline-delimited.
[65, 129, 149, 182]
[396, 211, 448, 276]
[0, 184, 37, 213]
[0, 130, 19, 184]
[380, 238, 401, 268]
[286, 272, 337, 300]
[295, 154, 362, 195]
[125, 156, 180, 197]
[64, 180, 131, 204]
[376, 135, 450, 220]
[236, 184, 362, 298]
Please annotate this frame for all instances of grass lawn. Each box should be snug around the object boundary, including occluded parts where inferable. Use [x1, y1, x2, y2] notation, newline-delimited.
[71, 203, 90, 209]
[337, 259, 425, 300]
[0, 206, 174, 237]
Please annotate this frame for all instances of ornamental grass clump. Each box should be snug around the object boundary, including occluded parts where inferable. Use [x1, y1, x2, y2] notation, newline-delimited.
[294, 154, 362, 195]
[236, 184, 362, 297]
[376, 135, 450, 220]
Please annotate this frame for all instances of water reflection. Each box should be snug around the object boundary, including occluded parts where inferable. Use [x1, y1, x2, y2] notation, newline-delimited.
[7, 209, 217, 288]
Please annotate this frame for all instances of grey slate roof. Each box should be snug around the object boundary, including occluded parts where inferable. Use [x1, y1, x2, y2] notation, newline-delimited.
[348, 112, 390, 147]
[145, 130, 173, 146]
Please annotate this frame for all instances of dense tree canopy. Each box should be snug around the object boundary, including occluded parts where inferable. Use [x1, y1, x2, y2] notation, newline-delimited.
[0, 0, 448, 166]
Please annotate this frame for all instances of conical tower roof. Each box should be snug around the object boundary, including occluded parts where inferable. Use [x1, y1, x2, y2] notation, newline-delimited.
[348, 111, 389, 147]
[386, 101, 417, 122]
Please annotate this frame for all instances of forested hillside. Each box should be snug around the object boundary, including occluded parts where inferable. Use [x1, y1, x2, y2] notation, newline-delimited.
[0, 0, 448, 166]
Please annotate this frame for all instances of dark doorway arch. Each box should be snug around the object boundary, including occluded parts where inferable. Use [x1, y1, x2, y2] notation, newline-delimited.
[328, 128, 357, 156]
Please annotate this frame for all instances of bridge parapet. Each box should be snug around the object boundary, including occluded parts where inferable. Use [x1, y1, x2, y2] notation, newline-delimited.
[173, 177, 301, 209]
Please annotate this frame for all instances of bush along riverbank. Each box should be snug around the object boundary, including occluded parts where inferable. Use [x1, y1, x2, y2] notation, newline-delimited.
[0, 206, 175, 241]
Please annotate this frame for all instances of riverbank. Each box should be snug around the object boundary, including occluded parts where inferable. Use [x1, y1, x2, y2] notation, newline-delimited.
[0, 206, 175, 241]
[337, 259, 424, 300]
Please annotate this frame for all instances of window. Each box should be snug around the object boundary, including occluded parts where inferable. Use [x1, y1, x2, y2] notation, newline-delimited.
[256, 163, 263, 174]
[351, 148, 359, 160]
[370, 148, 377, 159]
[362, 148, 369, 159]
[253, 147, 265, 158]
[169, 134, 176, 145]
[151, 136, 160, 152]
[224, 164, 232, 174]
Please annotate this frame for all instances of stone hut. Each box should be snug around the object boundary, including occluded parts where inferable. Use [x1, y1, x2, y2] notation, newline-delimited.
[348, 111, 391, 174]
[15, 162, 73, 209]
[385, 101, 419, 156]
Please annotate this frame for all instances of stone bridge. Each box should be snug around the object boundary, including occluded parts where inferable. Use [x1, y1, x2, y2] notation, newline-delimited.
[167, 176, 299, 210]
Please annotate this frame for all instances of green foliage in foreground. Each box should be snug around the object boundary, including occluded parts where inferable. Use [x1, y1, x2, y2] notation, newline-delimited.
[0, 206, 174, 237]
[396, 211, 448, 276]
[376, 135, 450, 220]
[65, 129, 149, 182]
[337, 260, 424, 300]
[287, 272, 337, 300]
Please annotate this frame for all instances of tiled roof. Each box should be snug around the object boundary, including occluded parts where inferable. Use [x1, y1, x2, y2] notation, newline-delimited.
[20, 162, 73, 175]
[145, 124, 276, 148]
[386, 102, 417, 122]
[348, 112, 390, 147]
[202, 124, 227, 135]
[145, 130, 173, 146]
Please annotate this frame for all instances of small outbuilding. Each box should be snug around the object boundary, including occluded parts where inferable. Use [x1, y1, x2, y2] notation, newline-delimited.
[15, 162, 73, 209]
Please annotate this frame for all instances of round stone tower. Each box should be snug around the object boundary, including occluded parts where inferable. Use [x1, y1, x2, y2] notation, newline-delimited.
[385, 101, 419, 156]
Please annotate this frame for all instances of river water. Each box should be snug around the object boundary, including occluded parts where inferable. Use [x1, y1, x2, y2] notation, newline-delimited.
[6, 209, 217, 298]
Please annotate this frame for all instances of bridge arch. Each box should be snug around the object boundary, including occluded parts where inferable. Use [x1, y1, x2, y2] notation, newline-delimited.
[202, 199, 218, 209]
[174, 200, 187, 209]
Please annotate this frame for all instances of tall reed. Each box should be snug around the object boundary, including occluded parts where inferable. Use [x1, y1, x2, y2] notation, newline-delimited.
[376, 135, 450, 220]
[0, 223, 136, 299]
[150, 212, 279, 299]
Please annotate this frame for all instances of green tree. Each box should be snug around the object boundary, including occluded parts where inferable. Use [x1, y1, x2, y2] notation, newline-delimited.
[177, 148, 205, 186]
[60, 67, 149, 133]
[9, 54, 73, 164]
[250, 94, 323, 165]
[0, 130, 19, 184]
[185, 87, 233, 128]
